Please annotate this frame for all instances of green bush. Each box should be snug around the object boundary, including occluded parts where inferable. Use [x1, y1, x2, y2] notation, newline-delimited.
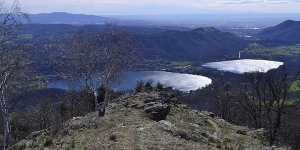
[236, 130, 247, 135]
[19, 143, 26, 150]
[71, 140, 75, 148]
[44, 138, 53, 147]
[156, 82, 164, 91]
[135, 80, 144, 93]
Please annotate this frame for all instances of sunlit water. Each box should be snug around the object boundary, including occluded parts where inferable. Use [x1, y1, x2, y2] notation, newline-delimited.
[202, 59, 283, 74]
[48, 71, 212, 92]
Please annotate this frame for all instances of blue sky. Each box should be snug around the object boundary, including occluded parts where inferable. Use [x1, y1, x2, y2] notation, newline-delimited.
[12, 0, 300, 15]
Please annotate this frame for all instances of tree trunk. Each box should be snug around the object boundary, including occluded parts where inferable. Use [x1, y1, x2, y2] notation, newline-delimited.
[93, 90, 105, 117]
[1, 90, 9, 150]
[271, 111, 282, 146]
[99, 82, 111, 117]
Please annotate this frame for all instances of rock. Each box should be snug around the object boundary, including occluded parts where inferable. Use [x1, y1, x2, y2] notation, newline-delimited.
[182, 105, 188, 109]
[159, 120, 172, 130]
[217, 119, 229, 126]
[201, 131, 210, 138]
[256, 128, 266, 134]
[237, 130, 247, 135]
[25, 129, 48, 140]
[189, 123, 200, 128]
[200, 131, 220, 142]
[188, 131, 206, 142]
[208, 113, 214, 118]
[70, 122, 86, 130]
[209, 133, 220, 142]
[137, 92, 177, 121]
[70, 121, 98, 130]
[127, 103, 138, 108]
[247, 128, 266, 139]
[113, 92, 178, 121]
[145, 104, 171, 121]
[201, 111, 214, 118]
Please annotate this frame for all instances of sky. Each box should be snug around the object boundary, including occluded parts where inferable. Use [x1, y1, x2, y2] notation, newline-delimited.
[8, 0, 300, 15]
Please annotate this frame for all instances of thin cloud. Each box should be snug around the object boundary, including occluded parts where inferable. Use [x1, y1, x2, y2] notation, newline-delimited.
[219, 0, 290, 4]
[14, 0, 300, 15]
[268, 0, 291, 4]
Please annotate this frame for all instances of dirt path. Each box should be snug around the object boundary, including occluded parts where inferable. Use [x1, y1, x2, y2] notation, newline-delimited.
[208, 119, 222, 135]
[122, 125, 135, 150]
[88, 126, 116, 150]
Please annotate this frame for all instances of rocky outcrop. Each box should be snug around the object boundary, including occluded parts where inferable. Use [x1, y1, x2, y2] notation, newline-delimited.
[112, 92, 178, 121]
[25, 129, 49, 140]
[11, 91, 287, 150]
[144, 104, 171, 121]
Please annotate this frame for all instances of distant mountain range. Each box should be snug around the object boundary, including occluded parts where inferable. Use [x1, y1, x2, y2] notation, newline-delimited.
[258, 20, 300, 42]
[29, 12, 109, 24]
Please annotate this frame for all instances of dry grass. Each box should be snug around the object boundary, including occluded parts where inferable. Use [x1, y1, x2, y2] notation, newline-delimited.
[12, 92, 283, 150]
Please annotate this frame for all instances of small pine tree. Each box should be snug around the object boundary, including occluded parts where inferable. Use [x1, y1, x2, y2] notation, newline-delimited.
[156, 82, 164, 91]
[135, 80, 144, 93]
[145, 80, 153, 92]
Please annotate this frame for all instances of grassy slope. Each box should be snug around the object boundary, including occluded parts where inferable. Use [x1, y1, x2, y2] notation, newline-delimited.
[12, 92, 284, 150]
[247, 44, 300, 58]
[290, 80, 300, 92]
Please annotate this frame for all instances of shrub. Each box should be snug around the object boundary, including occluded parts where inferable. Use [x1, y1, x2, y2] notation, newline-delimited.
[110, 134, 117, 141]
[71, 140, 75, 148]
[135, 80, 144, 93]
[236, 130, 247, 135]
[44, 138, 53, 147]
[156, 82, 164, 91]
[19, 143, 26, 150]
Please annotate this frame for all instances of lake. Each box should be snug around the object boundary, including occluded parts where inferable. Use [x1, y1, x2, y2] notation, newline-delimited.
[48, 71, 212, 92]
[202, 59, 284, 74]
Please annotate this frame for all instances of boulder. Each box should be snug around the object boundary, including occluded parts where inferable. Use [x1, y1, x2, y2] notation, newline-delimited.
[140, 92, 177, 121]
[25, 129, 48, 140]
[112, 92, 178, 121]
[158, 120, 173, 130]
[145, 104, 171, 121]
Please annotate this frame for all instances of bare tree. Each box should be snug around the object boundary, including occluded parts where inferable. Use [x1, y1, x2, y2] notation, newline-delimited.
[212, 82, 240, 123]
[54, 23, 141, 117]
[240, 67, 300, 146]
[28, 97, 57, 130]
[0, 0, 29, 149]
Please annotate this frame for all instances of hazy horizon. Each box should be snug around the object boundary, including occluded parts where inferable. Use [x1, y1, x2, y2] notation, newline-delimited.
[6, 0, 300, 16]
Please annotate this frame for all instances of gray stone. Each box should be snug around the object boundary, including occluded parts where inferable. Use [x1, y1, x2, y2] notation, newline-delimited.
[159, 120, 172, 129]
[25, 129, 48, 140]
[145, 104, 171, 121]
[189, 123, 200, 128]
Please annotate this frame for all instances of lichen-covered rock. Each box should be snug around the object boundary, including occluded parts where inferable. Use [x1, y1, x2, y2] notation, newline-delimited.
[112, 92, 178, 121]
[25, 129, 48, 140]
[158, 120, 172, 130]
[144, 104, 171, 121]
[140, 92, 177, 121]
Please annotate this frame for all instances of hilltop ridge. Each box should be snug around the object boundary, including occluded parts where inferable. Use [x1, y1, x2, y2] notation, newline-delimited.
[258, 20, 300, 42]
[12, 92, 285, 150]
[29, 12, 108, 24]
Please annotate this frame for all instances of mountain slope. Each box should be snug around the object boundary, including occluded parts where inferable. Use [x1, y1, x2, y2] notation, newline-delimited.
[12, 92, 280, 150]
[258, 20, 300, 42]
[137, 27, 248, 61]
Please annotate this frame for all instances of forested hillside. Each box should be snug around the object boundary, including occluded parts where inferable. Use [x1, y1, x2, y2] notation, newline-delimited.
[21, 24, 248, 64]
[137, 27, 248, 61]
[258, 20, 300, 42]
